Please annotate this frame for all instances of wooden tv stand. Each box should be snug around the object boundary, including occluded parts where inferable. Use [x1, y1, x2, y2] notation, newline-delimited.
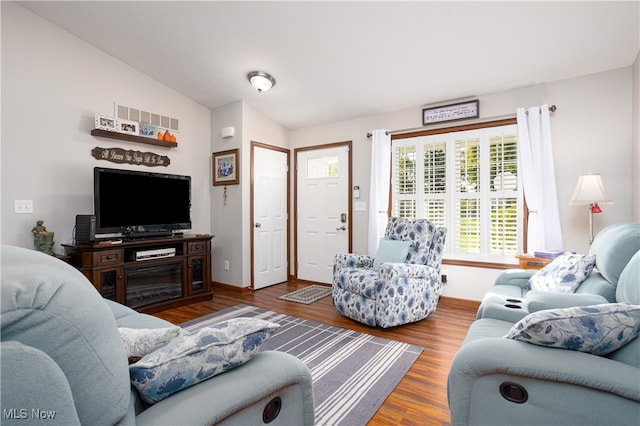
[62, 234, 213, 313]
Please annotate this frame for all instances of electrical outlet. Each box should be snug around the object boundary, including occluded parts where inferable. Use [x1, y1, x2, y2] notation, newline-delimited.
[224, 260, 230, 271]
[441, 268, 449, 285]
[14, 200, 33, 214]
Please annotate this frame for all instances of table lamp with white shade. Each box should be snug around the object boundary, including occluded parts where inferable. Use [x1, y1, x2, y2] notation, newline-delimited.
[569, 172, 612, 244]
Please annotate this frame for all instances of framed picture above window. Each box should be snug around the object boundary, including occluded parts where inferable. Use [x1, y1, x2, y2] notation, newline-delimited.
[422, 100, 479, 126]
[212, 149, 239, 186]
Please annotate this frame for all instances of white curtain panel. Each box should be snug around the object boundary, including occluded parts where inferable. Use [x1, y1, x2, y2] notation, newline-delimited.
[516, 105, 564, 252]
[368, 129, 391, 256]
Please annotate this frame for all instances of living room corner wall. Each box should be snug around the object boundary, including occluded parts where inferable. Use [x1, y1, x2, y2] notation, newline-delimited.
[1, 3, 212, 252]
[210, 101, 290, 288]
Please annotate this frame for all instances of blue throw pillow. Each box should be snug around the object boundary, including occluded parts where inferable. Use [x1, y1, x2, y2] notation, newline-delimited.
[129, 318, 280, 403]
[504, 303, 640, 355]
[373, 238, 411, 270]
[528, 252, 596, 293]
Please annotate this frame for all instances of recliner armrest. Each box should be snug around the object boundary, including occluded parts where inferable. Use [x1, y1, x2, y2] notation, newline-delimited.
[525, 290, 609, 312]
[1, 341, 81, 425]
[334, 253, 374, 270]
[493, 269, 535, 289]
[448, 337, 640, 425]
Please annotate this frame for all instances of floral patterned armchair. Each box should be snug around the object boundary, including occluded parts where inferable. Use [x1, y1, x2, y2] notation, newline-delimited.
[332, 217, 447, 328]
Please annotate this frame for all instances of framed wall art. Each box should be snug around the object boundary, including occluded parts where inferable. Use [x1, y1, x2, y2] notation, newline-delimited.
[212, 149, 239, 186]
[422, 99, 479, 126]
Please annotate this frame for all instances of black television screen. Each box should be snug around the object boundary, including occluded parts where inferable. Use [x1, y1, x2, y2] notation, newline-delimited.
[94, 167, 191, 236]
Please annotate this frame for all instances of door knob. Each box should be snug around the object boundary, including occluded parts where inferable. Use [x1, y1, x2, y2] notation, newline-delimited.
[255, 223, 262, 228]
[336, 225, 346, 231]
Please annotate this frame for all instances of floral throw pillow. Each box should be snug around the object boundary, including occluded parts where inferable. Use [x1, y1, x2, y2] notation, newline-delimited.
[528, 252, 596, 293]
[504, 303, 640, 355]
[129, 317, 280, 403]
[119, 326, 182, 363]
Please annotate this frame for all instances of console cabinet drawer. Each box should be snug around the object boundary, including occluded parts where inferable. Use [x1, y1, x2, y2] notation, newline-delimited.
[94, 249, 123, 267]
[188, 241, 208, 254]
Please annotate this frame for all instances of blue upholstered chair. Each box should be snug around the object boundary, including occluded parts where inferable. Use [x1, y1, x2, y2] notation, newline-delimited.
[332, 217, 446, 328]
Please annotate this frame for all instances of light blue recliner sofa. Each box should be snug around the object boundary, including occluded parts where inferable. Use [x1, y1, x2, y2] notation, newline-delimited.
[333, 217, 446, 328]
[476, 222, 640, 323]
[1, 245, 314, 426]
[448, 234, 640, 425]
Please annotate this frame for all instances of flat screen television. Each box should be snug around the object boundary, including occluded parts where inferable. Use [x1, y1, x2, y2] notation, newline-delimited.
[94, 167, 191, 238]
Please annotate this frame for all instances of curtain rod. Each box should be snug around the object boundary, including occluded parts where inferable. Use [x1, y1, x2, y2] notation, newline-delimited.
[366, 104, 557, 139]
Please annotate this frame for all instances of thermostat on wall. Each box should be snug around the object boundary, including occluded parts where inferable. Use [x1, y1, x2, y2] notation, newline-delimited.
[221, 126, 235, 139]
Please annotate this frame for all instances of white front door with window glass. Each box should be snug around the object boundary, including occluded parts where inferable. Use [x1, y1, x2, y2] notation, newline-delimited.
[253, 145, 288, 289]
[296, 145, 350, 284]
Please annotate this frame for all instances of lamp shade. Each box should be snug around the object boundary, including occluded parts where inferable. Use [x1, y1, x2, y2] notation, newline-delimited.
[247, 71, 275, 92]
[569, 173, 612, 205]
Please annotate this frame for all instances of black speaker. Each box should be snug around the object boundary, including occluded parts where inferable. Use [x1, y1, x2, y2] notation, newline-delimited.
[75, 215, 96, 244]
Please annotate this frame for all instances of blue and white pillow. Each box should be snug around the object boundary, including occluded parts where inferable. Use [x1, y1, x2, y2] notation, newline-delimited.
[504, 303, 640, 355]
[528, 252, 596, 293]
[119, 326, 182, 362]
[130, 318, 280, 403]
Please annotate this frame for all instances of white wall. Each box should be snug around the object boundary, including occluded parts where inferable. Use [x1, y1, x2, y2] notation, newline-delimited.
[210, 101, 243, 286]
[210, 101, 289, 287]
[291, 67, 635, 301]
[1, 3, 212, 252]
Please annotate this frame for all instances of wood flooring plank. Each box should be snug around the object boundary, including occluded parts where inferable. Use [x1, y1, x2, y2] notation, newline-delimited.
[152, 281, 477, 425]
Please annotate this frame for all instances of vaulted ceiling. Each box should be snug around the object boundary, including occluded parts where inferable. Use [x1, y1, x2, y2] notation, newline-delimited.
[20, 1, 640, 129]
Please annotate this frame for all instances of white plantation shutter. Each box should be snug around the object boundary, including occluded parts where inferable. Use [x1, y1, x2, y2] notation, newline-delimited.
[423, 141, 446, 228]
[393, 143, 417, 218]
[392, 123, 521, 262]
[489, 131, 519, 255]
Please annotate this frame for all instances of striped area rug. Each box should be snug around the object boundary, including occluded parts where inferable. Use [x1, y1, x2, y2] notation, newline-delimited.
[181, 304, 423, 426]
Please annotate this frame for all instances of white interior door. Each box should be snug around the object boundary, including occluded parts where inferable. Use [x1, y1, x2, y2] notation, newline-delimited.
[253, 145, 288, 289]
[297, 145, 350, 284]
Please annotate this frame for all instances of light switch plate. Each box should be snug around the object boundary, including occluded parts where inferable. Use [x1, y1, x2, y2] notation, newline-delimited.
[14, 200, 33, 214]
[354, 201, 366, 211]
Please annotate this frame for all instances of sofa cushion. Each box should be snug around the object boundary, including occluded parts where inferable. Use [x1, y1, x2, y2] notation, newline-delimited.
[504, 303, 640, 355]
[528, 252, 596, 293]
[590, 222, 640, 285]
[119, 326, 181, 362]
[616, 250, 640, 305]
[373, 238, 410, 270]
[129, 317, 279, 403]
[0, 246, 130, 425]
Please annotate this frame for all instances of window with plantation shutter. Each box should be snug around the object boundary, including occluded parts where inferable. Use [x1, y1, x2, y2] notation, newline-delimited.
[391, 122, 522, 263]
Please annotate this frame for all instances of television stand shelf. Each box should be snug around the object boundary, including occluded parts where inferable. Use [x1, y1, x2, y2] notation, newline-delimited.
[62, 234, 213, 313]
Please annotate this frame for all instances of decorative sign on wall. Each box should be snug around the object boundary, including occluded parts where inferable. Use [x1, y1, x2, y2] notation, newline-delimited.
[422, 99, 479, 126]
[91, 147, 170, 167]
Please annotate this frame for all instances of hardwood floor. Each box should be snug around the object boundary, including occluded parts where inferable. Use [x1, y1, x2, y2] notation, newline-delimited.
[153, 281, 478, 426]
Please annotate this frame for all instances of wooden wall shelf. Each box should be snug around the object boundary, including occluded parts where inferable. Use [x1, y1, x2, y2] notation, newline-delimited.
[91, 128, 178, 148]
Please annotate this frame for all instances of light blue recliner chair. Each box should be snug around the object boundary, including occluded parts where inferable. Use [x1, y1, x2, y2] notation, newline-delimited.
[447, 250, 640, 425]
[1, 245, 314, 426]
[333, 217, 446, 328]
[476, 222, 640, 323]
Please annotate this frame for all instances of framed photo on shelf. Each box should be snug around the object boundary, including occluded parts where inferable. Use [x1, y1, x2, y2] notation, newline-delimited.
[116, 118, 139, 135]
[212, 149, 239, 186]
[95, 113, 116, 131]
[422, 99, 479, 126]
[139, 124, 156, 137]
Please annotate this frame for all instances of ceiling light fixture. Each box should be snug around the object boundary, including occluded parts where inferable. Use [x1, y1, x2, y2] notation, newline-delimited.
[247, 71, 276, 93]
